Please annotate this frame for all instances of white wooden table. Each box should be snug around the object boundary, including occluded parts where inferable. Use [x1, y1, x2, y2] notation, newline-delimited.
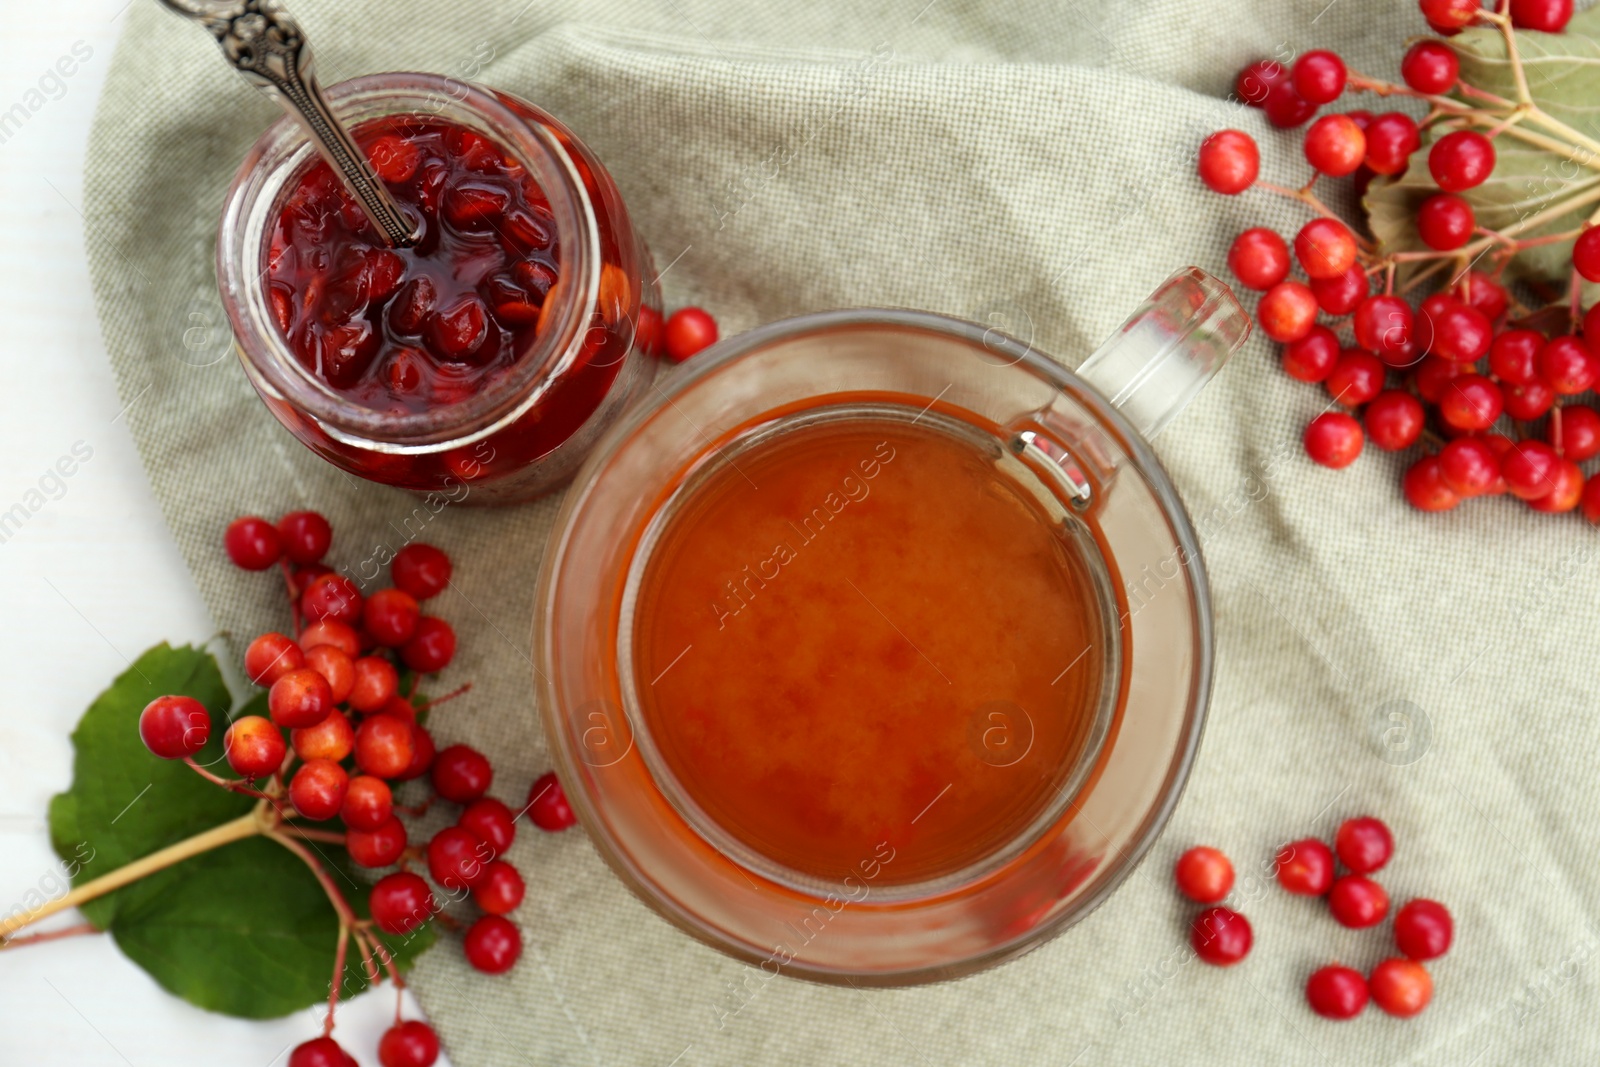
[0, 4, 447, 1063]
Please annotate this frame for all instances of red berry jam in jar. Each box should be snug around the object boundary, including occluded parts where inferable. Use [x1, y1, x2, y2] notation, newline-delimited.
[220, 73, 661, 503]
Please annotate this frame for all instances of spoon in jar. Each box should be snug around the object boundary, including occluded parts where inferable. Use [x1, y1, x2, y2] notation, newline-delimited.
[156, 0, 419, 248]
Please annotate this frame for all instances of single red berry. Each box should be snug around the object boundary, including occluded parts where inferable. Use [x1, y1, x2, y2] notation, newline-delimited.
[1292, 50, 1347, 105]
[289, 759, 349, 821]
[1439, 374, 1503, 431]
[1325, 349, 1387, 407]
[1306, 965, 1369, 1020]
[355, 714, 416, 779]
[1363, 112, 1420, 174]
[244, 632, 305, 688]
[224, 516, 282, 571]
[391, 543, 453, 599]
[301, 573, 363, 626]
[1439, 436, 1501, 496]
[268, 669, 340, 731]
[363, 587, 421, 647]
[341, 774, 394, 832]
[663, 307, 720, 363]
[1538, 335, 1598, 394]
[1503, 379, 1556, 421]
[1190, 906, 1252, 966]
[1568, 230, 1600, 283]
[1526, 458, 1584, 513]
[1554, 405, 1600, 461]
[369, 871, 435, 934]
[1510, 0, 1573, 32]
[1412, 354, 1465, 404]
[1333, 817, 1393, 874]
[473, 860, 527, 915]
[1364, 391, 1425, 451]
[1585, 472, 1600, 523]
[138, 695, 211, 760]
[1488, 329, 1543, 384]
[1303, 114, 1365, 177]
[1431, 303, 1492, 363]
[1304, 412, 1364, 469]
[288, 1037, 351, 1067]
[1497, 438, 1561, 502]
[1277, 838, 1335, 895]
[428, 826, 492, 890]
[276, 511, 332, 565]
[1416, 193, 1475, 251]
[304, 644, 355, 704]
[1311, 264, 1369, 316]
[1235, 59, 1288, 106]
[1264, 80, 1317, 128]
[224, 715, 286, 779]
[1329, 874, 1391, 928]
[291, 710, 354, 763]
[1421, 0, 1483, 33]
[397, 723, 438, 780]
[527, 771, 577, 831]
[459, 797, 517, 854]
[1258, 282, 1320, 343]
[1457, 270, 1508, 321]
[1199, 130, 1262, 195]
[1429, 130, 1495, 192]
[432, 744, 494, 804]
[379, 1020, 440, 1067]
[402, 616, 457, 673]
[1354, 295, 1416, 363]
[1227, 228, 1290, 291]
[1282, 325, 1341, 383]
[299, 619, 361, 657]
[464, 914, 522, 974]
[347, 814, 409, 868]
[1174, 846, 1235, 904]
[347, 655, 400, 714]
[1404, 455, 1462, 511]
[1586, 302, 1600, 346]
[1295, 218, 1358, 280]
[1394, 899, 1454, 960]
[1369, 958, 1433, 1017]
[1401, 40, 1460, 94]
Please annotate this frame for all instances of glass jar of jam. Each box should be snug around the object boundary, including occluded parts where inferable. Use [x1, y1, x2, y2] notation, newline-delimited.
[218, 72, 661, 504]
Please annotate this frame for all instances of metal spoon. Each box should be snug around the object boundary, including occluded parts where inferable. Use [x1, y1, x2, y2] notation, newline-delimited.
[157, 0, 418, 247]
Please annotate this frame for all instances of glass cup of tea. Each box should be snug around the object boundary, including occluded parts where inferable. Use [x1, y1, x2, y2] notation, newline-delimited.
[534, 268, 1249, 985]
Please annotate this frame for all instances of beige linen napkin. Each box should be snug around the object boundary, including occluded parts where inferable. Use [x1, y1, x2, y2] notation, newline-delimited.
[84, 1, 1600, 1063]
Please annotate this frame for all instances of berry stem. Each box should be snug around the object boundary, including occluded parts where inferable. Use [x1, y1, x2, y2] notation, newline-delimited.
[1256, 181, 1376, 251]
[411, 682, 472, 716]
[325, 922, 349, 1037]
[278, 559, 303, 639]
[0, 921, 99, 950]
[183, 757, 275, 800]
[0, 811, 263, 940]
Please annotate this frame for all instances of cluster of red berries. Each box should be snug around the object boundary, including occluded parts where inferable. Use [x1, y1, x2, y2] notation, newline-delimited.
[141, 511, 582, 1067]
[1197, 3, 1600, 518]
[1175, 815, 1454, 1021]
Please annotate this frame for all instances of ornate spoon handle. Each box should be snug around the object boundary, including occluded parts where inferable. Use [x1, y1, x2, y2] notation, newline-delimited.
[158, 0, 418, 247]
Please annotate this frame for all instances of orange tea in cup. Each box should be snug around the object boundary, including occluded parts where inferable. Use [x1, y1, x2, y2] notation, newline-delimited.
[631, 408, 1113, 886]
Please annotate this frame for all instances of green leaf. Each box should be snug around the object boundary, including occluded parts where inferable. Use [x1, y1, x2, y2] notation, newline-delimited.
[47, 643, 434, 1019]
[1365, 10, 1600, 297]
[1452, 8, 1600, 141]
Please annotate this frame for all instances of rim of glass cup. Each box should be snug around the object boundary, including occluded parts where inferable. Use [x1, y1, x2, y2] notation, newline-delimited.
[217, 72, 601, 454]
[534, 307, 1214, 985]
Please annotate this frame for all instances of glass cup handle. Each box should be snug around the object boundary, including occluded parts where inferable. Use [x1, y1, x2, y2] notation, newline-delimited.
[1075, 267, 1251, 439]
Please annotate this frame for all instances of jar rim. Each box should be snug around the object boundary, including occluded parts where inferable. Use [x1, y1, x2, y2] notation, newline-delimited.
[217, 72, 601, 453]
